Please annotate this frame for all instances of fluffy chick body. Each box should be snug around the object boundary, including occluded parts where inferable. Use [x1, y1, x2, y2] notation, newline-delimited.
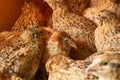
[42, 27, 77, 64]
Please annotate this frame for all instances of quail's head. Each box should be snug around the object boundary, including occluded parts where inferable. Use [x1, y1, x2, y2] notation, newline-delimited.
[87, 53, 120, 80]
[92, 10, 117, 26]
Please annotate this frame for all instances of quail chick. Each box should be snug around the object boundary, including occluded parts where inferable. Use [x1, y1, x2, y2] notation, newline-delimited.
[0, 27, 48, 80]
[65, 0, 90, 15]
[36, 27, 77, 80]
[45, 0, 97, 59]
[84, 0, 120, 20]
[93, 10, 120, 52]
[11, 0, 45, 32]
[87, 53, 120, 80]
[46, 53, 99, 80]
[42, 27, 77, 64]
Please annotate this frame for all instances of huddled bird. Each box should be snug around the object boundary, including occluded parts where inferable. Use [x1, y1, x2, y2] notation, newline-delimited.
[0, 27, 49, 80]
[43, 27, 77, 64]
[11, 0, 45, 32]
[44, 0, 97, 59]
[93, 10, 120, 52]
[36, 27, 77, 80]
[87, 53, 120, 80]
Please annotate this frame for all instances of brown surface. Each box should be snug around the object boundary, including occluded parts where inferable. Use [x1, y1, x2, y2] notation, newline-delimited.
[0, 0, 23, 32]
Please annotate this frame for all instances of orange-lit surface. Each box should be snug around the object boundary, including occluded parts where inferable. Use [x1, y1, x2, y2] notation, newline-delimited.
[0, 0, 23, 32]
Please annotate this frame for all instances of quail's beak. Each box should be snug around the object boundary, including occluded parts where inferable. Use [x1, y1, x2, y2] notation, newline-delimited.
[43, 27, 55, 33]
[71, 44, 77, 49]
[92, 16, 95, 22]
[86, 63, 98, 76]
[87, 65, 96, 72]
[43, 34, 50, 40]
[37, 28, 51, 40]
[86, 62, 98, 73]
[43, 32, 52, 40]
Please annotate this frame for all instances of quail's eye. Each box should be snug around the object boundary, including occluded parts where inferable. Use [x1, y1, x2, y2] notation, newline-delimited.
[37, 31, 43, 35]
[102, 62, 108, 66]
[64, 38, 68, 42]
[39, 31, 43, 34]
[98, 14, 101, 17]
[48, 32, 51, 34]
[92, 17, 95, 20]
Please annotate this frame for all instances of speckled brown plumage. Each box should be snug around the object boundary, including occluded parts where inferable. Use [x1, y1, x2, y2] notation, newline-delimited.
[0, 27, 48, 80]
[45, 0, 97, 59]
[45, 51, 120, 80]
[11, 0, 45, 32]
[93, 10, 120, 52]
[65, 0, 90, 15]
[46, 53, 98, 80]
[84, 10, 120, 70]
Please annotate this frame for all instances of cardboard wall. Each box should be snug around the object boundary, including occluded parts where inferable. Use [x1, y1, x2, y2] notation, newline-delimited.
[0, 0, 23, 32]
